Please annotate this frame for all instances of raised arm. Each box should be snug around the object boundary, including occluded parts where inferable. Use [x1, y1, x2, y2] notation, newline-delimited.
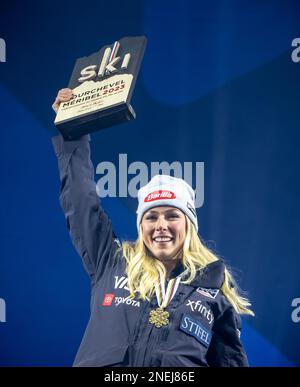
[52, 89, 119, 285]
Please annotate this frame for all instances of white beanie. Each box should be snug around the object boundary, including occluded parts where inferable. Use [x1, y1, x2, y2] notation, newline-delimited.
[136, 175, 198, 231]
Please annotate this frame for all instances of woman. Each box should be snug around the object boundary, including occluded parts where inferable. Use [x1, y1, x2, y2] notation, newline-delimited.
[52, 89, 254, 367]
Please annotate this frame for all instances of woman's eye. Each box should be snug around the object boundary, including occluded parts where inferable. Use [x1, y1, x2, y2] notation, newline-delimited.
[146, 216, 156, 220]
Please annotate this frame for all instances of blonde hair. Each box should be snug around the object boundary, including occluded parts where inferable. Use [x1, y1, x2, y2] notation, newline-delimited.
[122, 217, 254, 316]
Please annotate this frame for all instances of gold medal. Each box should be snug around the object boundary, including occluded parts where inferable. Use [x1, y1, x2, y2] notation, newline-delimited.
[149, 307, 170, 328]
[149, 272, 182, 328]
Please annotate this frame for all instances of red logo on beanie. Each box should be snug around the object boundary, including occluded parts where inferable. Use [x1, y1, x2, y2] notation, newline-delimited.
[144, 190, 176, 202]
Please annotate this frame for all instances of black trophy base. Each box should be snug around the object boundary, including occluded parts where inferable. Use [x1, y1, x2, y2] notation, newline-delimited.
[56, 102, 136, 141]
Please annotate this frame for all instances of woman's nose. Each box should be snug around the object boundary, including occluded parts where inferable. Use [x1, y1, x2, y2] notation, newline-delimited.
[155, 216, 168, 230]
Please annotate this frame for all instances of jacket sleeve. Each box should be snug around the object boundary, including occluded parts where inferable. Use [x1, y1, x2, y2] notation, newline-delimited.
[52, 133, 118, 284]
[206, 305, 249, 367]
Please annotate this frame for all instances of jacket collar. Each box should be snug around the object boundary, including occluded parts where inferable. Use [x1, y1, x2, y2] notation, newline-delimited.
[170, 259, 225, 289]
[191, 260, 225, 289]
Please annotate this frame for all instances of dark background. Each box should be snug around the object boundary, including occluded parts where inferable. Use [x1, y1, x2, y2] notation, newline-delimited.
[0, 0, 299, 366]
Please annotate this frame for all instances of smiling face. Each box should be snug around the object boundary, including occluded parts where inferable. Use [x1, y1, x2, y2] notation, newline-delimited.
[141, 206, 187, 265]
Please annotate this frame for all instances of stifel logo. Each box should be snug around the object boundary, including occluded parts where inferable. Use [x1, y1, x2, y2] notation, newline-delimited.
[144, 190, 176, 202]
[102, 294, 115, 306]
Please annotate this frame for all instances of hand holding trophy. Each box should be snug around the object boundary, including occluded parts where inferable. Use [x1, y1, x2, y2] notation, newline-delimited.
[52, 88, 74, 114]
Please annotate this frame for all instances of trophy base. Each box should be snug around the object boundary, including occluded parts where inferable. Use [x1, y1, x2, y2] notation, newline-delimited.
[56, 103, 136, 141]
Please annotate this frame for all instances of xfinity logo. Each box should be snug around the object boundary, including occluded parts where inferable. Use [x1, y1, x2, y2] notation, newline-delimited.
[0, 298, 6, 322]
[186, 300, 214, 325]
[0, 38, 6, 63]
[79, 41, 130, 82]
[291, 298, 300, 323]
[291, 38, 300, 63]
[96, 156, 204, 208]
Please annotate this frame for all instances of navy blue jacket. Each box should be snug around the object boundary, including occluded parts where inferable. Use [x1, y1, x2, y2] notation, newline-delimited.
[52, 133, 249, 367]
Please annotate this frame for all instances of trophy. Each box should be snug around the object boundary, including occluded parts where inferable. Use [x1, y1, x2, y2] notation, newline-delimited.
[54, 36, 147, 140]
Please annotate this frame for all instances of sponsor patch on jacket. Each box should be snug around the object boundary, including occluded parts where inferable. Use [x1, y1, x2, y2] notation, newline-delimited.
[180, 314, 212, 347]
[114, 276, 130, 291]
[102, 293, 115, 306]
[144, 190, 176, 202]
[115, 296, 140, 308]
[186, 299, 214, 325]
[196, 287, 219, 299]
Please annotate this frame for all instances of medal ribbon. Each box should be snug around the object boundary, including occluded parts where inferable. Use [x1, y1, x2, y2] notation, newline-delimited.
[155, 271, 181, 309]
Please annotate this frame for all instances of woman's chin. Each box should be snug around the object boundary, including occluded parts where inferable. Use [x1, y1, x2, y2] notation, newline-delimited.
[152, 249, 178, 261]
[146, 243, 182, 261]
